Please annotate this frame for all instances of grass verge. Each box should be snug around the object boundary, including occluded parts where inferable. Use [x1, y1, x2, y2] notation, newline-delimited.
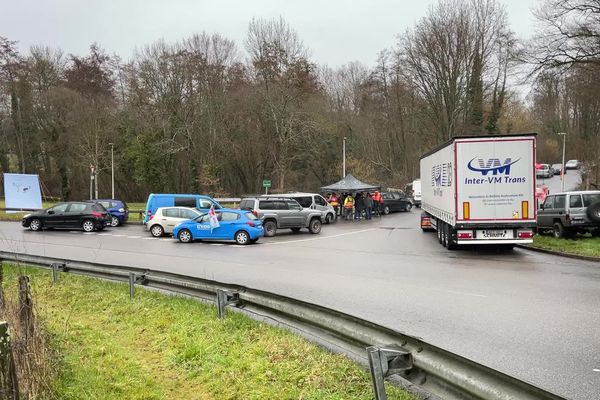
[528, 234, 600, 258]
[2, 264, 415, 400]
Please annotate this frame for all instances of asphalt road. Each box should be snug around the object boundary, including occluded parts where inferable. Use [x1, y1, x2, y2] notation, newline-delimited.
[1, 208, 598, 400]
[537, 169, 582, 194]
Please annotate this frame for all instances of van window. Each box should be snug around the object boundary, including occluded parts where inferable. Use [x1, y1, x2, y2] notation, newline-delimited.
[293, 196, 313, 208]
[543, 196, 554, 209]
[240, 199, 254, 210]
[199, 199, 214, 209]
[555, 195, 566, 209]
[315, 196, 327, 206]
[259, 200, 275, 210]
[175, 197, 196, 208]
[583, 193, 600, 207]
[569, 195, 583, 208]
[164, 208, 180, 218]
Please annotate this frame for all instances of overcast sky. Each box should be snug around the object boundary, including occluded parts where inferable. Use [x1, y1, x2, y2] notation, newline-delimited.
[2, 0, 541, 68]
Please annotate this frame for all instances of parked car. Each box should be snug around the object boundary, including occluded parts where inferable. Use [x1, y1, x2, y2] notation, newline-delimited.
[565, 159, 581, 170]
[22, 202, 111, 232]
[551, 163, 565, 175]
[264, 192, 336, 224]
[239, 196, 323, 237]
[143, 194, 221, 224]
[173, 209, 264, 245]
[87, 199, 129, 226]
[536, 190, 600, 238]
[381, 192, 412, 214]
[536, 164, 553, 179]
[146, 206, 203, 237]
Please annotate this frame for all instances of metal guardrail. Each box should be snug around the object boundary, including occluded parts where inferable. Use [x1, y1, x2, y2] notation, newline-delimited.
[0, 251, 566, 400]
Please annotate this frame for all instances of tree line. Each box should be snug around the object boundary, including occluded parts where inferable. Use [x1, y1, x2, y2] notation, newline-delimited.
[1, 0, 598, 201]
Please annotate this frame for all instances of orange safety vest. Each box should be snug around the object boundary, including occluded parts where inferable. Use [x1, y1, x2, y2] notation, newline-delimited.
[344, 196, 354, 208]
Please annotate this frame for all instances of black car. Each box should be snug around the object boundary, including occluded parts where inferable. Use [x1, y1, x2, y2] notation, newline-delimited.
[22, 202, 111, 232]
[381, 192, 412, 214]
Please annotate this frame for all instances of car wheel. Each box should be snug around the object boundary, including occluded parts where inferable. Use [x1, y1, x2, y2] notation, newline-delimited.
[586, 201, 600, 223]
[383, 205, 390, 215]
[178, 229, 192, 243]
[405, 203, 412, 212]
[264, 220, 277, 237]
[150, 225, 164, 237]
[82, 219, 95, 232]
[29, 218, 42, 231]
[553, 222, 565, 239]
[325, 213, 334, 224]
[110, 216, 120, 227]
[291, 227, 301, 233]
[235, 230, 250, 245]
[308, 218, 322, 234]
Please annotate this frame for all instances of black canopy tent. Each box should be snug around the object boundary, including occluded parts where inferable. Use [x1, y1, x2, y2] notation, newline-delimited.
[320, 174, 380, 193]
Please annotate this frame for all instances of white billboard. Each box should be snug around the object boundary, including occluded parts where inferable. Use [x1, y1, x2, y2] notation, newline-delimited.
[3, 173, 43, 212]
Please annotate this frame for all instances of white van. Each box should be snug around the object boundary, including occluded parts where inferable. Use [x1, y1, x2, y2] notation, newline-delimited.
[412, 180, 422, 207]
[265, 192, 336, 223]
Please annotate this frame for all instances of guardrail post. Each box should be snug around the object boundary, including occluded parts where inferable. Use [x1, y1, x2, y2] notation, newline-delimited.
[0, 322, 19, 400]
[128, 273, 147, 299]
[18, 276, 35, 341]
[50, 262, 67, 284]
[367, 345, 413, 400]
[216, 289, 240, 319]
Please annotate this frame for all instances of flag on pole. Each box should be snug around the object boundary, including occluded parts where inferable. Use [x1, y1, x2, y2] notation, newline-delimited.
[209, 205, 220, 232]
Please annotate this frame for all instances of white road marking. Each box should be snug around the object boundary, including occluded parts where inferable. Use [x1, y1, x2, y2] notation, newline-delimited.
[262, 228, 378, 245]
[142, 237, 158, 240]
[126, 236, 141, 239]
[97, 233, 110, 236]
[445, 290, 488, 298]
[83, 232, 96, 235]
[210, 243, 225, 246]
[112, 234, 125, 237]
[593, 369, 600, 373]
[69, 231, 79, 234]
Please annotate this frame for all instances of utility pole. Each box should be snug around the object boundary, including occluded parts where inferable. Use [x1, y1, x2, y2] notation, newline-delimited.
[109, 143, 114, 199]
[558, 132, 567, 192]
[89, 165, 94, 200]
[343, 137, 346, 178]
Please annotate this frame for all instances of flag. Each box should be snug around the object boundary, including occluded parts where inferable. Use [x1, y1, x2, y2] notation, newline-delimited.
[209, 205, 220, 231]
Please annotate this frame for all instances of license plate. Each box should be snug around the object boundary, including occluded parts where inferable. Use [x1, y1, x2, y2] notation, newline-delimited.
[476, 229, 513, 239]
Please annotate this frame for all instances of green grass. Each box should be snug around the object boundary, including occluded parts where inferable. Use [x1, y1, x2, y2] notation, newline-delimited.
[2, 264, 415, 400]
[529, 234, 600, 258]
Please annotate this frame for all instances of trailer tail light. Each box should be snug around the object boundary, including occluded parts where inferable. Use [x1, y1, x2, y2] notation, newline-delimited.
[457, 230, 473, 239]
[421, 216, 431, 228]
[517, 230, 534, 239]
[463, 202, 470, 220]
[522, 201, 529, 219]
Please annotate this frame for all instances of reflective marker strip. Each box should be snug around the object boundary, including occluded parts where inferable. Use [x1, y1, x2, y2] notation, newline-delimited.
[463, 202, 470, 220]
[522, 201, 529, 219]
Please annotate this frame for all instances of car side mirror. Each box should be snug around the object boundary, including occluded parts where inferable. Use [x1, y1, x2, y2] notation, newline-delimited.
[47, 210, 55, 215]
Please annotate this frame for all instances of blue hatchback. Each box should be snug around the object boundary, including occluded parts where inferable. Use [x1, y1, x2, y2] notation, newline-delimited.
[173, 209, 263, 245]
[88, 199, 129, 226]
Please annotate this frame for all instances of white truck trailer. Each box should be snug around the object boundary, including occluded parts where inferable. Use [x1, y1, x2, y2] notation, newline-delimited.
[419, 134, 536, 249]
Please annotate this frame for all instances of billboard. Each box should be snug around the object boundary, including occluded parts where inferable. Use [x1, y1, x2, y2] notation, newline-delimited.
[3, 173, 42, 212]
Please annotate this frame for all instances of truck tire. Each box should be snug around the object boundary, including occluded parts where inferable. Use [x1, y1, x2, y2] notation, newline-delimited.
[445, 224, 456, 250]
[308, 218, 322, 234]
[553, 222, 566, 239]
[587, 201, 600, 222]
[437, 222, 443, 244]
[264, 220, 277, 237]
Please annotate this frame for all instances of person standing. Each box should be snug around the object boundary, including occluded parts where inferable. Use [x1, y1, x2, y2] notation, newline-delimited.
[328, 192, 339, 216]
[372, 191, 382, 216]
[378, 191, 384, 216]
[355, 192, 364, 221]
[365, 193, 374, 220]
[343, 193, 354, 220]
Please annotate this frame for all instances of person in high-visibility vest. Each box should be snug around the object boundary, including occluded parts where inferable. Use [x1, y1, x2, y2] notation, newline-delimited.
[343, 194, 354, 220]
[328, 193, 339, 216]
[372, 191, 382, 216]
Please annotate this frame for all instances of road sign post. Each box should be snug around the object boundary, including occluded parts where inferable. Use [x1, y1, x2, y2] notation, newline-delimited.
[263, 179, 271, 195]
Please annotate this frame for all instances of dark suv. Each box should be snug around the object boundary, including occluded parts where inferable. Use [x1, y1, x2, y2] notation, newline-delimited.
[537, 191, 600, 238]
[239, 196, 323, 237]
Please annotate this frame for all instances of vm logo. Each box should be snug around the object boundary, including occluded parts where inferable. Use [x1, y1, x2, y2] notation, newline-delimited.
[467, 157, 519, 176]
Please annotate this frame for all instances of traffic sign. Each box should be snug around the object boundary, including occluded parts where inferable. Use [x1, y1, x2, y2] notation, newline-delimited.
[263, 180, 272, 188]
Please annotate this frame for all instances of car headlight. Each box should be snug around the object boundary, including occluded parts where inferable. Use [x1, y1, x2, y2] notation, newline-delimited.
[118, 208, 125, 213]
[23, 213, 31, 218]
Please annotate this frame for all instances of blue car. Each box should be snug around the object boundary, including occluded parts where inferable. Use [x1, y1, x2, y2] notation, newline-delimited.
[87, 199, 129, 226]
[173, 209, 263, 245]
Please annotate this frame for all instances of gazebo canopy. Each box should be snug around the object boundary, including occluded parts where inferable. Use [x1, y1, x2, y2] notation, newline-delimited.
[320, 174, 380, 192]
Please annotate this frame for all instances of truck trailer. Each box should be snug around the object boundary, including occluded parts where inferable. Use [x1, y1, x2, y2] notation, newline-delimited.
[420, 134, 536, 249]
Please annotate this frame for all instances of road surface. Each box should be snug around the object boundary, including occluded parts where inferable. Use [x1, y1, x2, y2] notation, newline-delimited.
[0, 209, 598, 400]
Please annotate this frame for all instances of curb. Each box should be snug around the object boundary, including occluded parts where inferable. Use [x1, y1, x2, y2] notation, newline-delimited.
[516, 244, 600, 262]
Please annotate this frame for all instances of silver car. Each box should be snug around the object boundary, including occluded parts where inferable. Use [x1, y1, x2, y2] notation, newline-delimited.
[146, 207, 202, 237]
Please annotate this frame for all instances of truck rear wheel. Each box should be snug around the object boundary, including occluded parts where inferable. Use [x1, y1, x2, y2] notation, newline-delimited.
[445, 224, 456, 250]
[437, 222, 443, 244]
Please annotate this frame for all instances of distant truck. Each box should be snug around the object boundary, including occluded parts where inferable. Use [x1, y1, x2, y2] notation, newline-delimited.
[419, 134, 537, 249]
[411, 179, 422, 207]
